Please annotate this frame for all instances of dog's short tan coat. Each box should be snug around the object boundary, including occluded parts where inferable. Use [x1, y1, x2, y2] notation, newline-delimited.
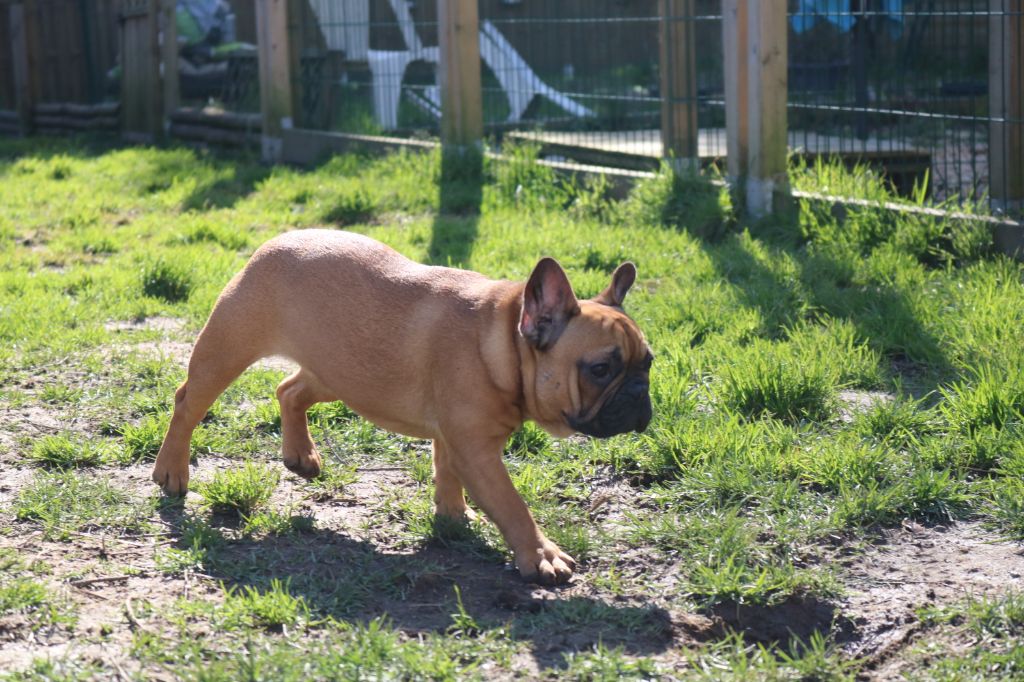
[153, 229, 651, 584]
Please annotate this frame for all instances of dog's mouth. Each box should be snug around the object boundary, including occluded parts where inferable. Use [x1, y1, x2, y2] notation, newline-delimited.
[567, 378, 652, 438]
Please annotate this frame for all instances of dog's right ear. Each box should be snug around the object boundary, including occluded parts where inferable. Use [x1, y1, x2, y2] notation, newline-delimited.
[519, 258, 580, 350]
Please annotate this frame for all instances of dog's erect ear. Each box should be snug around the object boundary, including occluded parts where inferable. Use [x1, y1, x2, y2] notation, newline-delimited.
[593, 262, 637, 308]
[519, 257, 580, 350]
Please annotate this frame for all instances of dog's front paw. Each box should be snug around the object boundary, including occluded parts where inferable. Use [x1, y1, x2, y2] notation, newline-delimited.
[515, 540, 576, 586]
[282, 446, 322, 480]
[151, 459, 189, 496]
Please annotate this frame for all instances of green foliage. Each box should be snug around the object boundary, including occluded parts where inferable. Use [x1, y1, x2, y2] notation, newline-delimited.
[14, 471, 155, 539]
[626, 164, 734, 240]
[717, 341, 836, 423]
[140, 256, 194, 302]
[194, 461, 280, 516]
[27, 434, 108, 469]
[0, 578, 76, 631]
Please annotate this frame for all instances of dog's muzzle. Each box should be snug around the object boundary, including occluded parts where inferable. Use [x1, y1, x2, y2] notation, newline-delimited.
[569, 376, 652, 438]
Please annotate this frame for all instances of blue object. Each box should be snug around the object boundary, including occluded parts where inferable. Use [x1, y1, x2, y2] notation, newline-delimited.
[791, 0, 904, 37]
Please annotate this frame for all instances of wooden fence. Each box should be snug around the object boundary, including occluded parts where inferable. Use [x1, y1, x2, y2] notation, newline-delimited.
[1, 0, 1021, 218]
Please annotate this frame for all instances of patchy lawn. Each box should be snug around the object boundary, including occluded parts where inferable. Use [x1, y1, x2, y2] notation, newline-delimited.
[0, 136, 1022, 680]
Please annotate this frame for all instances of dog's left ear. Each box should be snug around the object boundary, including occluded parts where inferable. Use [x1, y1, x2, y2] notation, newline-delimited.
[593, 262, 637, 308]
[520, 257, 580, 350]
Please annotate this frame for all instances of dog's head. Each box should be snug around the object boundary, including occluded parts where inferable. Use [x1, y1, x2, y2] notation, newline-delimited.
[519, 258, 653, 439]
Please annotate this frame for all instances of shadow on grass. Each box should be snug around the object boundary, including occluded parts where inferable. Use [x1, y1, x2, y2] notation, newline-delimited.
[665, 174, 953, 390]
[180, 164, 271, 212]
[428, 147, 482, 267]
[157, 498, 674, 671]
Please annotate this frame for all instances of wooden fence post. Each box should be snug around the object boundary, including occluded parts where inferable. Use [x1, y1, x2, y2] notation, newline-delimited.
[724, 0, 788, 216]
[723, 0, 747, 185]
[438, 0, 482, 150]
[256, 0, 293, 162]
[159, 0, 178, 126]
[659, 0, 699, 172]
[10, 0, 40, 134]
[121, 0, 162, 141]
[990, 0, 1023, 215]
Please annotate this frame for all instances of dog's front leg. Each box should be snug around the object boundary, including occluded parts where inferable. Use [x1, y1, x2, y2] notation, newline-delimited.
[444, 434, 576, 585]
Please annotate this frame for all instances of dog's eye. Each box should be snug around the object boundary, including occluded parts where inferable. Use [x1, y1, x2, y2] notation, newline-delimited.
[590, 363, 610, 379]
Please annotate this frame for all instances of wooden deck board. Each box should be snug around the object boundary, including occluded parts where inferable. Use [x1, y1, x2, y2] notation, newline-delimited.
[507, 128, 928, 161]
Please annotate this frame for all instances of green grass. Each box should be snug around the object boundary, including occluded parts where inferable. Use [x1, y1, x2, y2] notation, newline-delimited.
[0, 136, 1022, 678]
[26, 434, 109, 469]
[194, 461, 280, 516]
[13, 471, 157, 540]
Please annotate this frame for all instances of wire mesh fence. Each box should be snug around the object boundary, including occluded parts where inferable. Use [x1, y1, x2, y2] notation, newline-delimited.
[290, 0, 441, 136]
[4, 0, 1020, 216]
[174, 0, 260, 113]
[786, 0, 1003, 205]
[478, 0, 723, 171]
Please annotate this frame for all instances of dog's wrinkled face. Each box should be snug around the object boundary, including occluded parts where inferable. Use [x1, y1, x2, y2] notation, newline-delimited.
[519, 259, 653, 439]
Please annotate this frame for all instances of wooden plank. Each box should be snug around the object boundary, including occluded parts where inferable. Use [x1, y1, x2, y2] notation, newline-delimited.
[990, 0, 1023, 214]
[438, 0, 482, 149]
[170, 107, 263, 131]
[255, 0, 292, 161]
[10, 1, 40, 133]
[121, 0, 161, 140]
[723, 0, 748, 183]
[659, 0, 698, 170]
[160, 0, 179, 122]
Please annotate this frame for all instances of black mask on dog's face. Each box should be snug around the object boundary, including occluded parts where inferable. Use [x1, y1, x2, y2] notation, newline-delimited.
[568, 350, 653, 438]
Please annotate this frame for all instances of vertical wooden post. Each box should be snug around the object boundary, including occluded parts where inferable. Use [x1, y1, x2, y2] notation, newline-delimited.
[160, 0, 179, 126]
[121, 0, 162, 142]
[990, 0, 1023, 215]
[659, 0, 698, 172]
[438, 0, 482, 149]
[723, 0, 748, 184]
[256, 0, 293, 162]
[724, 0, 788, 216]
[10, 0, 40, 134]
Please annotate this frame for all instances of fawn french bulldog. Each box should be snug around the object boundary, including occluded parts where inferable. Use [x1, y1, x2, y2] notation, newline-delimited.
[152, 229, 652, 584]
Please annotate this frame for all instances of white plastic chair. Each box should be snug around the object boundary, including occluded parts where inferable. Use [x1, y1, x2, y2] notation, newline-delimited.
[362, 0, 593, 129]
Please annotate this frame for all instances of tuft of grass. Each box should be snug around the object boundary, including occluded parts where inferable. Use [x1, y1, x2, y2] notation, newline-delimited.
[0, 578, 76, 630]
[717, 343, 835, 423]
[308, 456, 358, 499]
[204, 579, 313, 632]
[941, 368, 1024, 435]
[27, 434, 108, 469]
[140, 256, 195, 302]
[194, 461, 280, 516]
[14, 471, 155, 539]
[853, 394, 939, 447]
[38, 384, 83, 403]
[322, 189, 377, 225]
[626, 164, 734, 241]
[118, 413, 169, 461]
[243, 509, 315, 536]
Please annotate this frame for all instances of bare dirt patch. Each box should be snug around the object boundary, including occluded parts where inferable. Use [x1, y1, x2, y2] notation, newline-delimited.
[839, 521, 1024, 677]
[837, 389, 894, 422]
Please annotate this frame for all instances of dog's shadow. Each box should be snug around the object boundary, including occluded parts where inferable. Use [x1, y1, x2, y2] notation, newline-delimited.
[156, 498, 674, 670]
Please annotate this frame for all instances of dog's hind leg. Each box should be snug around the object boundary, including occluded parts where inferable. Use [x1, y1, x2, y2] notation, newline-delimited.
[152, 316, 264, 496]
[276, 369, 336, 479]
